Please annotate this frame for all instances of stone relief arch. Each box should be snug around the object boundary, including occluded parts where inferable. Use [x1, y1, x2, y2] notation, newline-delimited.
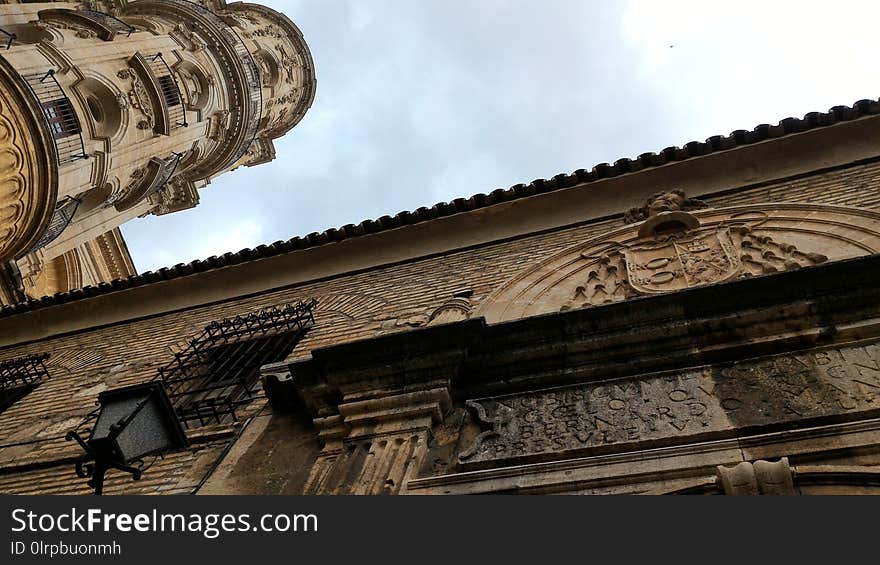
[477, 202, 880, 324]
[22, 249, 82, 300]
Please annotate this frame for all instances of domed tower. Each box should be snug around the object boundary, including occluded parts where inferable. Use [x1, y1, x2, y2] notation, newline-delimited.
[0, 0, 316, 303]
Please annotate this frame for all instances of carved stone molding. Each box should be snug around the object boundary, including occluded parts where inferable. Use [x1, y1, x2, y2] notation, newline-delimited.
[149, 177, 199, 215]
[0, 57, 58, 262]
[301, 387, 450, 495]
[264, 321, 480, 494]
[263, 358, 452, 495]
[478, 203, 880, 323]
[427, 296, 473, 326]
[457, 340, 880, 467]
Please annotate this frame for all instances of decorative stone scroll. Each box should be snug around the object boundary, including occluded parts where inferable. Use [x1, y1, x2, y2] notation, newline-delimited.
[459, 341, 880, 465]
[716, 458, 796, 495]
[477, 200, 880, 323]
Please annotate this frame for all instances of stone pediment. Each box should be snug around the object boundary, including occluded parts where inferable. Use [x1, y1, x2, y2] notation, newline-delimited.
[477, 203, 880, 323]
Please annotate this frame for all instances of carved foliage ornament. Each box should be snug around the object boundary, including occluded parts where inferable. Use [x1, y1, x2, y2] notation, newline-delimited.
[476, 193, 880, 323]
[564, 191, 829, 307]
[117, 67, 154, 129]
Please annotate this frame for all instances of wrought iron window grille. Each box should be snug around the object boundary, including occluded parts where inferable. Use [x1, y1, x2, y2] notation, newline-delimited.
[0, 353, 49, 414]
[21, 70, 88, 164]
[157, 299, 316, 428]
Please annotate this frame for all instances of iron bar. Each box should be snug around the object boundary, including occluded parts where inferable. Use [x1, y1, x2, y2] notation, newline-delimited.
[148, 52, 187, 128]
[28, 196, 80, 253]
[0, 28, 15, 50]
[78, 9, 134, 37]
[21, 70, 88, 164]
[0, 353, 49, 391]
[158, 300, 315, 427]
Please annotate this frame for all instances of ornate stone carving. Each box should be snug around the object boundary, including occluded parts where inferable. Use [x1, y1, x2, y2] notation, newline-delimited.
[109, 167, 146, 205]
[717, 458, 795, 495]
[458, 341, 880, 465]
[117, 67, 155, 129]
[479, 203, 880, 323]
[623, 188, 708, 224]
[251, 25, 283, 39]
[150, 177, 199, 216]
[427, 296, 474, 326]
[561, 222, 826, 310]
[0, 119, 27, 251]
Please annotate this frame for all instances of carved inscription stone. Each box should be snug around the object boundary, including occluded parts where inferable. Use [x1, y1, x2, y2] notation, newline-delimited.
[460, 342, 880, 465]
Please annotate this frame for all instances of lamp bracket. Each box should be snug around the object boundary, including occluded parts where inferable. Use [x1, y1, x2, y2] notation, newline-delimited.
[65, 431, 143, 495]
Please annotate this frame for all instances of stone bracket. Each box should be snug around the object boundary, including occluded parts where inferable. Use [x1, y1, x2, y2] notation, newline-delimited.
[716, 458, 796, 495]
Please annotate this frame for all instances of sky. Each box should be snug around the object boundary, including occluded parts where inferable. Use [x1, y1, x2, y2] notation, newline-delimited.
[121, 0, 880, 273]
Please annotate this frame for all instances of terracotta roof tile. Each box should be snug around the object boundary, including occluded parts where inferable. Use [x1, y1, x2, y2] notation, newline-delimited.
[2, 98, 879, 319]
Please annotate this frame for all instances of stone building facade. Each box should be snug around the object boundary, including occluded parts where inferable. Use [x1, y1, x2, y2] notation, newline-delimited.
[0, 9, 879, 493]
[0, 0, 315, 304]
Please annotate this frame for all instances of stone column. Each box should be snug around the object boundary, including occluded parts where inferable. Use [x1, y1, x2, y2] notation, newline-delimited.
[262, 319, 484, 495]
[303, 386, 450, 495]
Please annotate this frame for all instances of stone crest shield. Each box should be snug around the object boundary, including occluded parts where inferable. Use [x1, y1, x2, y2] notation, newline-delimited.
[624, 228, 741, 293]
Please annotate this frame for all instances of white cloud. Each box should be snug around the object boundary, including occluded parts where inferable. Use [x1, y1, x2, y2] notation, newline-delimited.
[123, 1, 880, 274]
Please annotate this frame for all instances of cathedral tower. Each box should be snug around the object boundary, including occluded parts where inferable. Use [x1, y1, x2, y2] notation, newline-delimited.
[0, 0, 315, 303]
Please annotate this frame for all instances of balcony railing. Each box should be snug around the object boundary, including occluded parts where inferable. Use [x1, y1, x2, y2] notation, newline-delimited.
[159, 0, 262, 165]
[149, 151, 182, 198]
[148, 53, 187, 129]
[37, 8, 133, 41]
[77, 10, 134, 37]
[114, 152, 182, 211]
[28, 196, 80, 252]
[21, 70, 88, 165]
[0, 27, 15, 50]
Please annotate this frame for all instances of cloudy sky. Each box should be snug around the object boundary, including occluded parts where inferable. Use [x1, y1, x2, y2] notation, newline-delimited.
[121, 0, 880, 272]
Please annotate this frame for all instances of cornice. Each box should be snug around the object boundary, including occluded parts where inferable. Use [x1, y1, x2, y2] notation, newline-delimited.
[0, 100, 879, 342]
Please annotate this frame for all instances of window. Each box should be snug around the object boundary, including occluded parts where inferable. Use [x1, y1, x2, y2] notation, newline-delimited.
[0, 353, 49, 414]
[159, 300, 316, 428]
[41, 98, 81, 139]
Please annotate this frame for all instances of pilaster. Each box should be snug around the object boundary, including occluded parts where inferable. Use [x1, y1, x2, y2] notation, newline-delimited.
[262, 321, 481, 494]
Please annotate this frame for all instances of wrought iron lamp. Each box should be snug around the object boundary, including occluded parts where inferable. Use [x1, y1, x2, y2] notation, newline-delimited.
[66, 382, 188, 495]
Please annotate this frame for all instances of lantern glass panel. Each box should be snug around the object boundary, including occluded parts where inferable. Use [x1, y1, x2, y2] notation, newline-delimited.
[92, 382, 187, 463]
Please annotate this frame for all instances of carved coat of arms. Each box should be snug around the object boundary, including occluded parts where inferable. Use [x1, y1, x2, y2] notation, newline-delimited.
[558, 190, 829, 312]
[624, 228, 741, 293]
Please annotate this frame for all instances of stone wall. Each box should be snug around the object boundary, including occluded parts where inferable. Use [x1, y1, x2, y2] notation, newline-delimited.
[0, 156, 879, 494]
